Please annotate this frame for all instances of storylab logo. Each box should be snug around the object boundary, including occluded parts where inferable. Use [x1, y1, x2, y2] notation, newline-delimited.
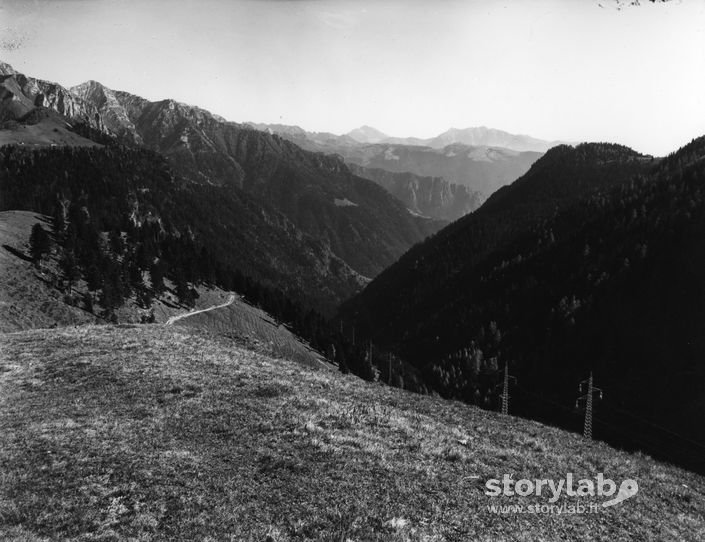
[484, 473, 638, 514]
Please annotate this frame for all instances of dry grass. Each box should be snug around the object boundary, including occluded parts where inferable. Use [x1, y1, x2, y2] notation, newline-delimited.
[0, 324, 703, 541]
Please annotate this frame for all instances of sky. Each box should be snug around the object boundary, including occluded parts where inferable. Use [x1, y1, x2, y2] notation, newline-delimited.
[1, 0, 704, 155]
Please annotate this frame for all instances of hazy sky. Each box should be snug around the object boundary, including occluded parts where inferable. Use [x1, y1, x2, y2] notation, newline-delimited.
[1, 0, 704, 155]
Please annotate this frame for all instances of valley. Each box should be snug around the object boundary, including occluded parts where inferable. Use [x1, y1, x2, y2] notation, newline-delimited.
[1, 1, 704, 535]
[2, 60, 705, 479]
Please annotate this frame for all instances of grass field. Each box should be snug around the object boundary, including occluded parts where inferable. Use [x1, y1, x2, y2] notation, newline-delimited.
[0, 324, 703, 541]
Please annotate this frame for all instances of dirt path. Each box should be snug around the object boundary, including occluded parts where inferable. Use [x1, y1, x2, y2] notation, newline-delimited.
[165, 294, 236, 325]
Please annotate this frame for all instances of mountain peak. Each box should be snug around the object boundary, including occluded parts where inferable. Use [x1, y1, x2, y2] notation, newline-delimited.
[346, 125, 389, 144]
[0, 60, 17, 76]
[70, 80, 114, 108]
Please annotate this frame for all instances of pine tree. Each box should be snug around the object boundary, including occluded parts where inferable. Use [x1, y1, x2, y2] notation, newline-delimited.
[84, 260, 102, 293]
[29, 223, 51, 267]
[109, 228, 124, 255]
[52, 206, 65, 240]
[59, 250, 79, 293]
[149, 260, 166, 295]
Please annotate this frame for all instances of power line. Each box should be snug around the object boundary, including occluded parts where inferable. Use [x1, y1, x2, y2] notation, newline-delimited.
[600, 402, 705, 452]
[513, 380, 705, 471]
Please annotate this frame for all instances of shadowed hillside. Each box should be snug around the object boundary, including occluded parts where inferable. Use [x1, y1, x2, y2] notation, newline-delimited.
[340, 140, 705, 473]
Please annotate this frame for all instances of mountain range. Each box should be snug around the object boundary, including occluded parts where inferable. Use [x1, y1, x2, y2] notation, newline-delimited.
[0, 61, 104, 132]
[345, 124, 566, 152]
[69, 80, 445, 279]
[250, 121, 545, 212]
[0, 62, 446, 312]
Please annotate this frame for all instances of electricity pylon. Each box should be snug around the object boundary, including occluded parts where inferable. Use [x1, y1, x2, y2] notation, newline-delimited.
[495, 361, 517, 415]
[576, 371, 603, 440]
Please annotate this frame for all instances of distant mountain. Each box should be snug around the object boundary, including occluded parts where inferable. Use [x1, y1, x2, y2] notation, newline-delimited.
[343, 125, 564, 152]
[426, 126, 564, 153]
[348, 163, 483, 221]
[282, 123, 563, 152]
[339, 142, 541, 195]
[339, 141, 705, 472]
[254, 123, 545, 197]
[346, 125, 388, 144]
[246, 122, 360, 151]
[248, 124, 564, 154]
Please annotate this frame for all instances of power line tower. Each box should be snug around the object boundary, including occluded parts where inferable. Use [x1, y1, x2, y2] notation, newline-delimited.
[576, 371, 603, 440]
[495, 361, 517, 415]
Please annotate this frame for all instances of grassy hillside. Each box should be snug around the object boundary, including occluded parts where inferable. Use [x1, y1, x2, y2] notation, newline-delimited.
[0, 210, 325, 369]
[0, 209, 222, 331]
[0, 210, 99, 331]
[0, 115, 99, 148]
[172, 294, 327, 370]
[1, 324, 703, 541]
